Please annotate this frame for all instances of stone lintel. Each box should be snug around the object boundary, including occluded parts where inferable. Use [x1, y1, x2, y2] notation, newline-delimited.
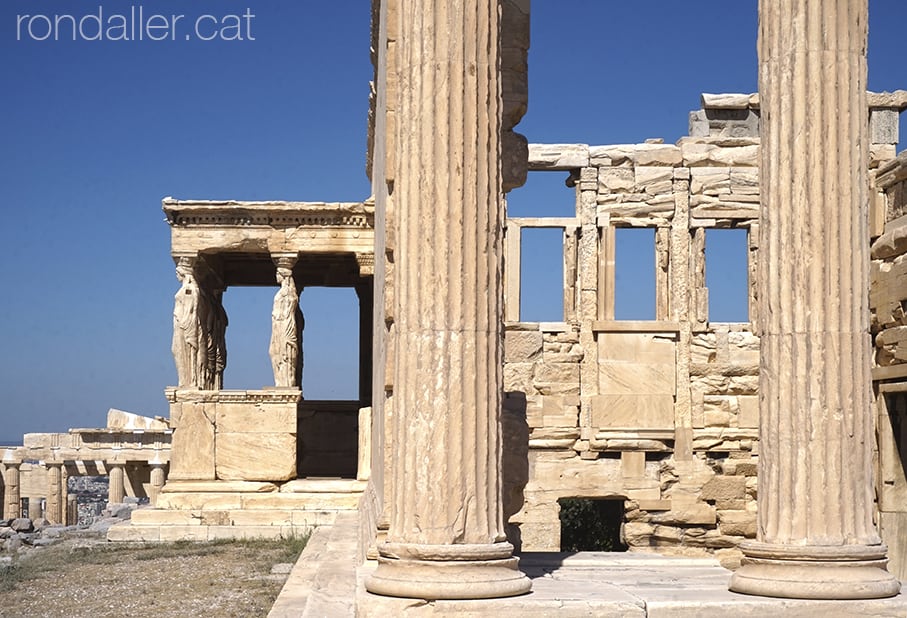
[592, 320, 681, 334]
[528, 143, 590, 170]
[697, 90, 906, 112]
[866, 90, 907, 111]
[1, 450, 22, 464]
[701, 93, 760, 110]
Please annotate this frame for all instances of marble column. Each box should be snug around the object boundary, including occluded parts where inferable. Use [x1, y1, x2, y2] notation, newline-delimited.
[45, 463, 63, 524]
[3, 463, 20, 519]
[149, 464, 166, 506]
[60, 466, 69, 525]
[729, 0, 900, 599]
[108, 464, 126, 505]
[365, 0, 530, 600]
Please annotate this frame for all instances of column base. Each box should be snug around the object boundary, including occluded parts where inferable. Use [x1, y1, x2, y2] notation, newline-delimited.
[729, 542, 902, 600]
[365, 542, 531, 600]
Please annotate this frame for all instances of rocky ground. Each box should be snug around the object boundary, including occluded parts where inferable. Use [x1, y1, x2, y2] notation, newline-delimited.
[0, 510, 307, 618]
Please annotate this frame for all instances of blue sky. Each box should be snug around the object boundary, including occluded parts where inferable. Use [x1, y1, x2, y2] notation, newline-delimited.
[1, 1, 904, 441]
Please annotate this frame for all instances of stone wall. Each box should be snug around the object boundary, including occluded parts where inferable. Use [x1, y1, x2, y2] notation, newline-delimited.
[872, 153, 907, 370]
[503, 93, 903, 568]
[871, 149, 907, 580]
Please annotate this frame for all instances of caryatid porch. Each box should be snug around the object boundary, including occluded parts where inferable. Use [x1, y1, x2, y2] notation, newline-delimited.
[133, 199, 377, 539]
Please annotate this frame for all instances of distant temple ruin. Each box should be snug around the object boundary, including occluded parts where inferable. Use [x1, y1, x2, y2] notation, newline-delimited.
[1, 409, 170, 523]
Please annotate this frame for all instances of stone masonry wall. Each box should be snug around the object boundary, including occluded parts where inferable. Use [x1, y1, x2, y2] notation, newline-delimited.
[871, 149, 907, 579]
[503, 93, 903, 568]
[872, 153, 907, 369]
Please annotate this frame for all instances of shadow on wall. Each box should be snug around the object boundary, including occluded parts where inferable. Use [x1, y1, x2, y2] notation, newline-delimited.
[503, 391, 529, 551]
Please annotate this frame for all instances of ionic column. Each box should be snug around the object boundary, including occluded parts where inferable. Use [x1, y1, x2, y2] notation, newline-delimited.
[365, 0, 530, 600]
[45, 463, 63, 524]
[729, 0, 899, 599]
[149, 464, 166, 506]
[3, 463, 20, 519]
[108, 464, 125, 505]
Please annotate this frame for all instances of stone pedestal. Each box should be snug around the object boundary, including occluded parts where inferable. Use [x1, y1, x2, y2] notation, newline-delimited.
[729, 0, 900, 600]
[109, 464, 126, 505]
[3, 463, 20, 519]
[165, 389, 298, 484]
[365, 0, 530, 600]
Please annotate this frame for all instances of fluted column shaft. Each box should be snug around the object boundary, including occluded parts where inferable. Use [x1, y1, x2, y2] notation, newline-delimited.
[3, 463, 20, 519]
[108, 464, 126, 505]
[730, 0, 898, 599]
[45, 463, 63, 524]
[366, 0, 530, 600]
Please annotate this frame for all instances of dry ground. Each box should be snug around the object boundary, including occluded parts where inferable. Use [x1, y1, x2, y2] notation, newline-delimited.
[0, 533, 307, 618]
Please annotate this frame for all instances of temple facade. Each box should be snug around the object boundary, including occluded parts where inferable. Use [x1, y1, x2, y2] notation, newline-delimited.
[4, 0, 902, 606]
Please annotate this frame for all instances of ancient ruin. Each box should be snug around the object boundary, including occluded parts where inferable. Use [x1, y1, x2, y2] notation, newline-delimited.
[1, 409, 171, 524]
[4, 0, 907, 614]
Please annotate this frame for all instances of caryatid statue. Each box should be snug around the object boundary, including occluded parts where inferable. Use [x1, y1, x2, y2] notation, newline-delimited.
[195, 284, 214, 388]
[211, 286, 228, 390]
[172, 257, 200, 387]
[269, 264, 302, 388]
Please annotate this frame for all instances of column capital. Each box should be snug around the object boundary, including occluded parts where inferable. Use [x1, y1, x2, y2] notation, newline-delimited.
[355, 252, 375, 277]
[270, 253, 298, 270]
[172, 253, 198, 268]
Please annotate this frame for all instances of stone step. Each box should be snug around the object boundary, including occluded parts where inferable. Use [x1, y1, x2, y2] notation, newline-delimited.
[130, 508, 338, 527]
[107, 520, 319, 543]
[109, 508, 340, 542]
[155, 490, 361, 511]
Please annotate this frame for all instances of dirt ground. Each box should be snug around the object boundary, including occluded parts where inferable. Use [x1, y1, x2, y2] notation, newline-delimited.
[0, 533, 307, 618]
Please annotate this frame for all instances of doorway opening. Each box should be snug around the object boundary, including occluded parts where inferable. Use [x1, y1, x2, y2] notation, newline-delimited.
[558, 497, 628, 552]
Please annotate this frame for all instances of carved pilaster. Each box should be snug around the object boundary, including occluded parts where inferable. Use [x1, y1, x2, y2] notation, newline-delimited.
[365, 0, 530, 600]
[729, 0, 899, 599]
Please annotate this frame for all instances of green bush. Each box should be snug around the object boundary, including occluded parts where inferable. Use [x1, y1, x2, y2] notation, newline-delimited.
[558, 498, 627, 552]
